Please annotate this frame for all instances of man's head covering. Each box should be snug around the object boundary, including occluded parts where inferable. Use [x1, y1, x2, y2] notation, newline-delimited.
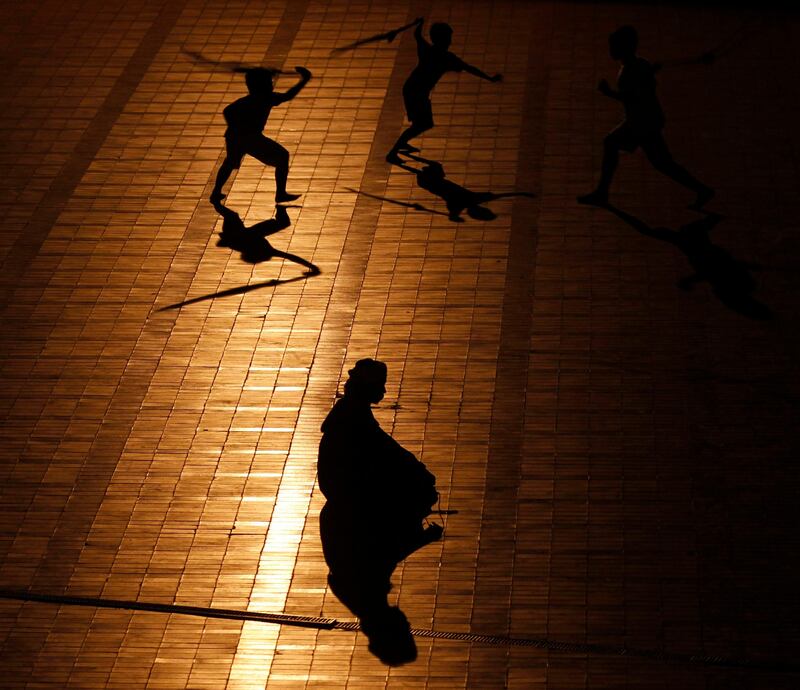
[347, 358, 387, 385]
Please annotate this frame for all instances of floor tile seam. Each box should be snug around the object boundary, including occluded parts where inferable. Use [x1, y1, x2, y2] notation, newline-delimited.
[290, 0, 536, 672]
[253, 0, 435, 673]
[11, 0, 302, 597]
[118, 0, 412, 673]
[259, 0, 436, 546]
[531, 7, 713, 660]
[156, 8, 384, 310]
[466, 0, 554, 667]
[0, 0, 189, 311]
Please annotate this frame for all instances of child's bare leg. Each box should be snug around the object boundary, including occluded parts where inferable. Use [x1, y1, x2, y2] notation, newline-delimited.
[210, 160, 235, 202]
[274, 157, 300, 203]
[643, 136, 714, 210]
[596, 134, 621, 198]
[388, 121, 432, 162]
[250, 137, 301, 203]
[578, 130, 624, 205]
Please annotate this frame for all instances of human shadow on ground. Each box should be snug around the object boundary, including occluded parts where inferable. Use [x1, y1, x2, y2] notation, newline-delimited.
[157, 203, 319, 311]
[606, 205, 772, 320]
[182, 49, 291, 77]
[2, 589, 798, 671]
[344, 187, 451, 218]
[385, 153, 534, 222]
[318, 359, 443, 666]
[329, 19, 420, 55]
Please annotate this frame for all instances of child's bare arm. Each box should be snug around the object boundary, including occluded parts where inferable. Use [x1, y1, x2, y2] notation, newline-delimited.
[598, 78, 622, 100]
[414, 18, 428, 47]
[278, 66, 312, 102]
[463, 62, 502, 83]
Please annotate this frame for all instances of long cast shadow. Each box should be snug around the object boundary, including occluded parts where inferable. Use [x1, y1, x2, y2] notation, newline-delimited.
[319, 359, 443, 666]
[329, 20, 420, 55]
[3, 589, 797, 671]
[182, 49, 290, 77]
[606, 205, 772, 320]
[158, 203, 319, 311]
[0, 589, 336, 628]
[344, 187, 450, 218]
[390, 152, 534, 222]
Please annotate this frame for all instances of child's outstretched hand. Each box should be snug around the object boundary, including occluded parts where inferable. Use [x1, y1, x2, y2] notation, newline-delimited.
[490, 73, 503, 83]
[295, 66, 312, 79]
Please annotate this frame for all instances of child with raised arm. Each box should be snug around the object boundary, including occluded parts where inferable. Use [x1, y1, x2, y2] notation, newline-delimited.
[210, 66, 311, 204]
[578, 26, 713, 210]
[387, 18, 502, 163]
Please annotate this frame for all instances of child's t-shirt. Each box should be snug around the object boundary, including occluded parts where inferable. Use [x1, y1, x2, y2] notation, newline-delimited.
[617, 57, 665, 130]
[405, 42, 466, 96]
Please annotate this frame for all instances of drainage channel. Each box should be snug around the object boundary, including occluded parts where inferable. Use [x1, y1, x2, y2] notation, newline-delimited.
[1, 589, 796, 673]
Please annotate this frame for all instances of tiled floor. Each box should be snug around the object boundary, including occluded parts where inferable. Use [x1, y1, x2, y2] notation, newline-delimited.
[1, 1, 799, 688]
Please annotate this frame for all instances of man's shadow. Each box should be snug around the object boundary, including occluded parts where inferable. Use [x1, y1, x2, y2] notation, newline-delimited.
[606, 205, 772, 320]
[320, 505, 420, 665]
[157, 203, 319, 311]
[384, 153, 534, 222]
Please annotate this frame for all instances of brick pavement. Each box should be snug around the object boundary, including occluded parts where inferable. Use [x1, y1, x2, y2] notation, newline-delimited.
[0, 1, 798, 688]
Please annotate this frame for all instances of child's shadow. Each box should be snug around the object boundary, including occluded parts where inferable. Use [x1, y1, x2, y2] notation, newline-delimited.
[386, 153, 534, 222]
[215, 202, 315, 269]
[156, 203, 319, 311]
[607, 205, 772, 320]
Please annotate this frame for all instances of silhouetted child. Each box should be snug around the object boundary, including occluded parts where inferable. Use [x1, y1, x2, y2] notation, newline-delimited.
[387, 18, 502, 163]
[210, 66, 311, 204]
[578, 26, 713, 210]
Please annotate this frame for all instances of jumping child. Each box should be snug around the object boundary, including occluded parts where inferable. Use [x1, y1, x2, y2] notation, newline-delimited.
[210, 66, 311, 204]
[387, 18, 502, 163]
